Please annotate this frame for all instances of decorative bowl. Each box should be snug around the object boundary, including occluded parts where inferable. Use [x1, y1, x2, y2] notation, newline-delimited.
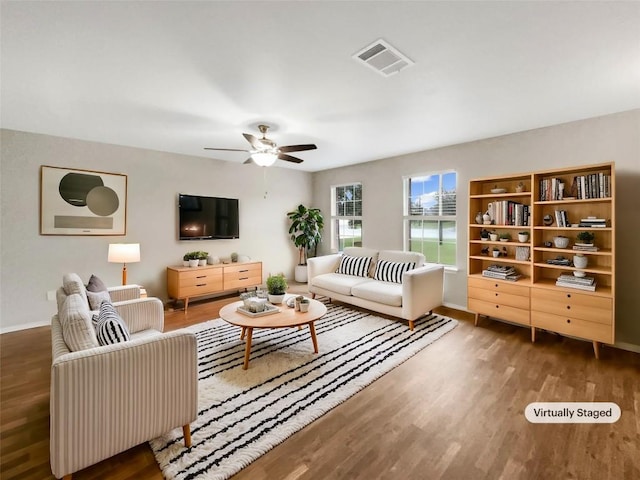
[491, 188, 507, 194]
[553, 236, 569, 248]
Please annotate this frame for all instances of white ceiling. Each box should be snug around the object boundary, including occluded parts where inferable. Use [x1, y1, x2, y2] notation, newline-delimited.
[2, 1, 639, 172]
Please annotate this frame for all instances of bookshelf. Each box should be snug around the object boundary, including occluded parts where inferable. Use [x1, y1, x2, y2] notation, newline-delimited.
[468, 162, 615, 358]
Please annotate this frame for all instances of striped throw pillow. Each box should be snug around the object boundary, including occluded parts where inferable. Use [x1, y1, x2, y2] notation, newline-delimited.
[337, 255, 373, 278]
[93, 301, 131, 345]
[373, 260, 417, 284]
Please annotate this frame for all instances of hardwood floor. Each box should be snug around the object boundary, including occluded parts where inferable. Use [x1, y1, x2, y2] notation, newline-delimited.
[1, 295, 639, 480]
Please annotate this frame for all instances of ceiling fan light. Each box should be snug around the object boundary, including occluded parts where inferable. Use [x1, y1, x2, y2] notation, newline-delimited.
[251, 152, 277, 167]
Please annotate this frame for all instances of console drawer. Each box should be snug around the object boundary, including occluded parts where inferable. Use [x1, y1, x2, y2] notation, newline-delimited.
[468, 287, 529, 310]
[531, 311, 613, 344]
[468, 276, 529, 297]
[531, 288, 612, 325]
[468, 298, 530, 326]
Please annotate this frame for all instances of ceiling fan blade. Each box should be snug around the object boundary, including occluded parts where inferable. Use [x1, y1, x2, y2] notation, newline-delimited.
[278, 144, 317, 153]
[243, 158, 254, 164]
[277, 153, 304, 164]
[243, 133, 265, 150]
[204, 147, 249, 152]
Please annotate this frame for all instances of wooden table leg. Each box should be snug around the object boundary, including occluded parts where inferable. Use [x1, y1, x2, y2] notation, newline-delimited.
[243, 328, 253, 369]
[240, 326, 246, 340]
[308, 322, 319, 353]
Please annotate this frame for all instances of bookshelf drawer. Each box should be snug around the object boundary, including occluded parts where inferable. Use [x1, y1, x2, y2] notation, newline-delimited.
[531, 311, 613, 344]
[531, 288, 612, 324]
[468, 298, 530, 326]
[468, 287, 530, 309]
[468, 277, 529, 297]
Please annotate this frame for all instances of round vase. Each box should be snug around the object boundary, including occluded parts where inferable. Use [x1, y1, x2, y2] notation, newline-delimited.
[475, 212, 483, 224]
[294, 264, 308, 283]
[573, 255, 588, 269]
[518, 234, 529, 243]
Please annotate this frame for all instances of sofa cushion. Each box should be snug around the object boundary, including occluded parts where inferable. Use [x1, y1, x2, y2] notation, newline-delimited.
[311, 273, 373, 296]
[59, 293, 100, 352]
[378, 250, 425, 265]
[343, 247, 379, 276]
[86, 274, 108, 292]
[373, 259, 417, 284]
[62, 273, 87, 300]
[336, 255, 373, 278]
[93, 302, 131, 345]
[351, 280, 403, 307]
[87, 290, 112, 311]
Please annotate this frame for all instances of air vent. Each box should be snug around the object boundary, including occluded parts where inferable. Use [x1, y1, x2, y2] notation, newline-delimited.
[353, 39, 414, 77]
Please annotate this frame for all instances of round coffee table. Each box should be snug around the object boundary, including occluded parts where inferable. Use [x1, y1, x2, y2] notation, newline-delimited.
[219, 295, 327, 369]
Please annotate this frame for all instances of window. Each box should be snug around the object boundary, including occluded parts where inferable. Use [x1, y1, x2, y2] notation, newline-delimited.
[331, 183, 362, 251]
[404, 171, 457, 266]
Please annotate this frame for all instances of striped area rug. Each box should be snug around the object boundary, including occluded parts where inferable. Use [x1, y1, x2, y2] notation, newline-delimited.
[150, 300, 457, 480]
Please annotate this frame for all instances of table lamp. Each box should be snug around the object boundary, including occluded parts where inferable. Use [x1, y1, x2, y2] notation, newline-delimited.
[108, 243, 140, 285]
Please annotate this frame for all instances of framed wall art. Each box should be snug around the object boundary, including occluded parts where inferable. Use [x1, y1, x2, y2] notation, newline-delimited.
[40, 165, 127, 235]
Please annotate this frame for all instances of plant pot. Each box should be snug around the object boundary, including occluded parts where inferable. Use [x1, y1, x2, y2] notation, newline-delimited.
[188, 259, 199, 267]
[492, 250, 500, 258]
[268, 294, 286, 304]
[299, 303, 310, 313]
[198, 259, 207, 266]
[489, 234, 498, 241]
[183, 260, 189, 267]
[294, 265, 308, 283]
[554, 236, 569, 248]
[573, 255, 588, 269]
[518, 234, 529, 243]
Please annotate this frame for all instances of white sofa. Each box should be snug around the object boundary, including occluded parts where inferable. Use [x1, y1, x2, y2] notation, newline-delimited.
[50, 274, 198, 480]
[307, 247, 444, 330]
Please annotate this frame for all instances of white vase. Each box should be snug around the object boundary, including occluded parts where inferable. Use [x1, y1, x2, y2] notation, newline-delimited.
[518, 234, 529, 243]
[573, 255, 588, 269]
[188, 259, 199, 267]
[294, 265, 308, 283]
[492, 250, 500, 258]
[268, 294, 286, 304]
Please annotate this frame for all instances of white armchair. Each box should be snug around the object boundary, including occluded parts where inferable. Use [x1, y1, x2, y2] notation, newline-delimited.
[50, 275, 198, 480]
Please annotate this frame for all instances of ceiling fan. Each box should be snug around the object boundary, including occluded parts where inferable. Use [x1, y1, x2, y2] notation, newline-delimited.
[204, 124, 317, 166]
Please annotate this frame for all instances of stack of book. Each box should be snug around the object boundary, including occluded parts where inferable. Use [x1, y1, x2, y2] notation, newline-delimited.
[573, 244, 599, 252]
[546, 256, 571, 266]
[555, 274, 596, 291]
[578, 217, 608, 228]
[482, 264, 521, 281]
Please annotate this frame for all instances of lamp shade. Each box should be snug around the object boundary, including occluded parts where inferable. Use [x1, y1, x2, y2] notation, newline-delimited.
[251, 152, 277, 167]
[108, 243, 141, 263]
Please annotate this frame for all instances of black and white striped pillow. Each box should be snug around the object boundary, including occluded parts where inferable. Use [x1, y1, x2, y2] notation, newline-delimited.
[337, 255, 373, 278]
[93, 301, 131, 345]
[373, 260, 417, 284]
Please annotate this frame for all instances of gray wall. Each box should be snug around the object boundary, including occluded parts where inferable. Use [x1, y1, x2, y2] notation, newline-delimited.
[0, 129, 312, 332]
[312, 109, 640, 350]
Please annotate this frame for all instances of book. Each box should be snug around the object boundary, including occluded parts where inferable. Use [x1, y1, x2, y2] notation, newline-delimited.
[557, 274, 595, 285]
[572, 245, 599, 252]
[555, 281, 596, 292]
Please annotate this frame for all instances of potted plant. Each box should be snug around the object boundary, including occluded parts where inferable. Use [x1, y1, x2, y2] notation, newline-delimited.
[197, 251, 208, 266]
[183, 253, 190, 267]
[266, 273, 288, 304]
[489, 231, 499, 241]
[230, 252, 238, 263]
[499, 233, 511, 242]
[187, 251, 200, 267]
[480, 229, 490, 241]
[517, 231, 529, 243]
[492, 247, 501, 258]
[286, 204, 325, 282]
[576, 231, 595, 246]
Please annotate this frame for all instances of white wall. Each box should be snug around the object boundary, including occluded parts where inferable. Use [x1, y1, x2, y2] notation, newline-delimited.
[312, 109, 640, 350]
[0, 129, 312, 332]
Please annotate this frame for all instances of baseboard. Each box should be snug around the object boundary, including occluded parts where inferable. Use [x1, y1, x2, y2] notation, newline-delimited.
[0, 319, 51, 335]
[442, 302, 467, 312]
[613, 341, 640, 354]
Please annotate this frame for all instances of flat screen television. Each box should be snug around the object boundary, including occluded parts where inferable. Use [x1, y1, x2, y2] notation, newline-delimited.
[178, 194, 239, 240]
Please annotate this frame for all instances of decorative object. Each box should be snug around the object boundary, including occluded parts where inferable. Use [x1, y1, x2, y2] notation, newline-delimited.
[40, 165, 127, 235]
[491, 187, 507, 194]
[182, 254, 189, 267]
[266, 273, 288, 304]
[518, 231, 529, 243]
[230, 252, 238, 263]
[299, 298, 310, 312]
[108, 243, 140, 285]
[483, 212, 492, 225]
[515, 246, 530, 261]
[287, 204, 325, 282]
[207, 255, 220, 265]
[515, 182, 525, 193]
[150, 304, 457, 480]
[573, 254, 588, 269]
[553, 236, 569, 248]
[237, 303, 279, 317]
[574, 270, 587, 278]
[543, 214, 554, 226]
[475, 212, 483, 224]
[576, 231, 595, 245]
[544, 241, 553, 248]
[184, 251, 200, 268]
[198, 251, 208, 266]
[492, 248, 500, 258]
[481, 246, 489, 256]
[499, 233, 511, 242]
[480, 229, 490, 241]
[489, 232, 499, 241]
